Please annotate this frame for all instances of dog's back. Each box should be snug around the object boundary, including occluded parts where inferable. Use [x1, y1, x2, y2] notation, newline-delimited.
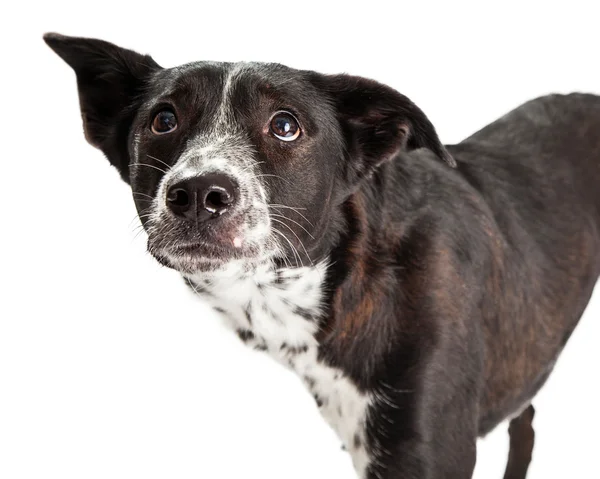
[448, 94, 600, 433]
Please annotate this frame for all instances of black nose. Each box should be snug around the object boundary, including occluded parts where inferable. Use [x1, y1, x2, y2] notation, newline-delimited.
[166, 173, 237, 222]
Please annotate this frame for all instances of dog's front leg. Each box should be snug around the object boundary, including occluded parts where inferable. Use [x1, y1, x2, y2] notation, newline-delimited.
[352, 323, 483, 479]
[361, 372, 480, 479]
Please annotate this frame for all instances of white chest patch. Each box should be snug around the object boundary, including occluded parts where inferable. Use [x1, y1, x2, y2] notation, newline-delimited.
[186, 260, 371, 477]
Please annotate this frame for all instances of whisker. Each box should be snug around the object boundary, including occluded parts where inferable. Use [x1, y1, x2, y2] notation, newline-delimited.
[132, 226, 148, 242]
[272, 217, 314, 267]
[270, 204, 306, 210]
[146, 154, 172, 171]
[272, 234, 292, 269]
[270, 218, 311, 267]
[269, 213, 315, 239]
[269, 204, 313, 226]
[132, 192, 155, 200]
[273, 235, 298, 269]
[271, 227, 302, 268]
[129, 162, 168, 175]
[128, 207, 151, 228]
[266, 233, 291, 269]
[238, 161, 265, 174]
[250, 173, 293, 186]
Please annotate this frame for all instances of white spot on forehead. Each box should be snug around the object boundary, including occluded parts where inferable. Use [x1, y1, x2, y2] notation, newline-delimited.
[159, 63, 260, 185]
[213, 63, 248, 132]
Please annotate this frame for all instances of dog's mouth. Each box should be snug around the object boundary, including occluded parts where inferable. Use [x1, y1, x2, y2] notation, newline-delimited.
[150, 236, 263, 274]
[136, 166, 279, 274]
[170, 241, 229, 255]
[144, 209, 271, 274]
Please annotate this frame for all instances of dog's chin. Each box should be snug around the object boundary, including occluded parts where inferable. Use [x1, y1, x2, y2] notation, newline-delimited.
[148, 239, 265, 275]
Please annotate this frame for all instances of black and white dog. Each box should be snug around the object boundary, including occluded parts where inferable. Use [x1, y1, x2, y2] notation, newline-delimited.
[44, 33, 600, 479]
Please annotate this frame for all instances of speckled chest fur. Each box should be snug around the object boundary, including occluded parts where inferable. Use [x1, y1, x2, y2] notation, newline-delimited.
[186, 260, 371, 475]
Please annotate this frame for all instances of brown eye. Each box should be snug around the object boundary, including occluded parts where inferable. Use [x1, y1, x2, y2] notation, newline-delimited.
[151, 109, 177, 134]
[269, 111, 301, 141]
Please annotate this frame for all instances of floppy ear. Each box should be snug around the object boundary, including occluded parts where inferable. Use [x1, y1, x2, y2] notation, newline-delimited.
[313, 74, 455, 184]
[43, 33, 162, 183]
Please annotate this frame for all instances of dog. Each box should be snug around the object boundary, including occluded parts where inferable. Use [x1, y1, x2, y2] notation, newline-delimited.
[44, 33, 600, 479]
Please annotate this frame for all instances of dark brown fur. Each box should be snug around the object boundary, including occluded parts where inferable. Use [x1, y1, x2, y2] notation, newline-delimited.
[44, 33, 600, 478]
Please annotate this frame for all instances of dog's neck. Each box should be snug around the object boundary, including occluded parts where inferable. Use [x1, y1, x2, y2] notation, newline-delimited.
[184, 259, 372, 476]
[185, 260, 328, 350]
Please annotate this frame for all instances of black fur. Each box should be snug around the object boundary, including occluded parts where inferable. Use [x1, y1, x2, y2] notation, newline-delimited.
[45, 33, 600, 479]
[43, 34, 160, 183]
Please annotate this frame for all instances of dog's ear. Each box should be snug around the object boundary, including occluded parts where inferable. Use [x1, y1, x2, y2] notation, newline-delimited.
[43, 33, 162, 183]
[312, 73, 455, 184]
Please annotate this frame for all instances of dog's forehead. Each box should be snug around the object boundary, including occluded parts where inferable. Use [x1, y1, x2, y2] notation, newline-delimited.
[138, 61, 328, 142]
[149, 61, 307, 101]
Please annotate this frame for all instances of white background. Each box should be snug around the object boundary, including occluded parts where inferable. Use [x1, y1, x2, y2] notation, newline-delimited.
[1, 1, 599, 478]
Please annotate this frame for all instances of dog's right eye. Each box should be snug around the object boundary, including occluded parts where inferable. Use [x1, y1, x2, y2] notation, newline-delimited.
[269, 111, 301, 142]
[151, 110, 178, 135]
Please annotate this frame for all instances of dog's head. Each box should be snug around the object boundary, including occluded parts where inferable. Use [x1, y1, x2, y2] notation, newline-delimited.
[45, 33, 453, 275]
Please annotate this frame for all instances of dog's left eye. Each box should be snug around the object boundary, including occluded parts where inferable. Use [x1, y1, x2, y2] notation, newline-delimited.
[151, 109, 178, 135]
[269, 111, 301, 141]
